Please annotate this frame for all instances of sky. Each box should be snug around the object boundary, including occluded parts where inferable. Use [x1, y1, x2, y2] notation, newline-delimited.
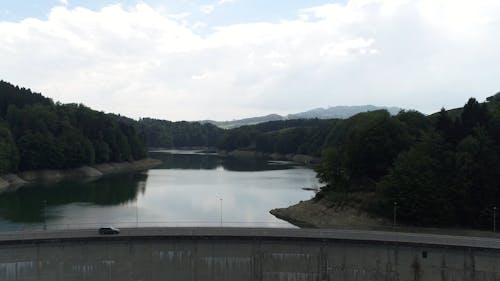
[0, 0, 499, 121]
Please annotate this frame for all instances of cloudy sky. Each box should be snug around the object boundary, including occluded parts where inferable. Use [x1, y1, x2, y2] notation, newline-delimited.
[1, 0, 499, 121]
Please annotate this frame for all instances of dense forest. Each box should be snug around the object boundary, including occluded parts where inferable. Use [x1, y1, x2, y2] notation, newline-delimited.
[0, 81, 146, 174]
[139, 118, 338, 157]
[316, 95, 500, 229]
[216, 119, 337, 156]
[139, 118, 221, 148]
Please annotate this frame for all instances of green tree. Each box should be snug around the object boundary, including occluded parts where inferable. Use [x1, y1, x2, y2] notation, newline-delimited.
[377, 131, 456, 226]
[316, 147, 350, 191]
[453, 129, 499, 227]
[17, 131, 63, 170]
[0, 123, 19, 173]
[92, 139, 111, 163]
[460, 98, 489, 137]
[318, 110, 412, 191]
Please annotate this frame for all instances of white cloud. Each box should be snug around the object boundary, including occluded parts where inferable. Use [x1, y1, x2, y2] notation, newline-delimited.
[192, 73, 208, 80]
[200, 0, 235, 15]
[191, 21, 208, 30]
[58, 0, 68, 5]
[217, 0, 235, 4]
[264, 51, 289, 60]
[1, 0, 499, 121]
[320, 38, 375, 56]
[200, 5, 215, 15]
[167, 12, 191, 20]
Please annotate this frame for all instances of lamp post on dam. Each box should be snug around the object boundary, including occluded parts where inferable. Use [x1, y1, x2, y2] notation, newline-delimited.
[393, 202, 397, 229]
[43, 200, 47, 230]
[494, 206, 497, 233]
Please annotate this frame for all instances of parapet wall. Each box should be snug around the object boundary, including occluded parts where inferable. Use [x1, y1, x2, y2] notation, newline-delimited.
[0, 228, 499, 281]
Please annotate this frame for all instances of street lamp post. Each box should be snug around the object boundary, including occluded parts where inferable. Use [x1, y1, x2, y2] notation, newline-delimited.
[393, 202, 397, 229]
[43, 200, 47, 230]
[494, 206, 497, 233]
[136, 202, 139, 228]
[219, 198, 223, 227]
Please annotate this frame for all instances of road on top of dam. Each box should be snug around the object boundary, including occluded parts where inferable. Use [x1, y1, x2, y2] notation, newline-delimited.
[0, 227, 499, 250]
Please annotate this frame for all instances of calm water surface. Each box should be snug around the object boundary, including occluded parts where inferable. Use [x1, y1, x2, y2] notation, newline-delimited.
[0, 151, 319, 231]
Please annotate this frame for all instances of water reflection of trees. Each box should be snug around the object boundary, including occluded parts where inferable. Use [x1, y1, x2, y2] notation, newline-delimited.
[222, 158, 295, 171]
[149, 151, 297, 171]
[151, 152, 220, 170]
[0, 173, 147, 223]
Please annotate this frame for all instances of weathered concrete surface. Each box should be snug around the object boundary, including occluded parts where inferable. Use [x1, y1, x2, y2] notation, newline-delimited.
[0, 228, 499, 281]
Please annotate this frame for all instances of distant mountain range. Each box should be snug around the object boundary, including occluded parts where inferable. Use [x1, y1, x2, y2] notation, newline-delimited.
[202, 105, 402, 129]
[201, 114, 284, 129]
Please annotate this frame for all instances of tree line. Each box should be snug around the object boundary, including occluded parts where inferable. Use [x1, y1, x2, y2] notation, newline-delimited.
[0, 81, 146, 174]
[138, 118, 220, 148]
[139, 118, 337, 157]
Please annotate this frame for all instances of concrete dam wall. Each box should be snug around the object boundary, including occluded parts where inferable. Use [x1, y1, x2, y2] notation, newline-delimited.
[0, 228, 499, 281]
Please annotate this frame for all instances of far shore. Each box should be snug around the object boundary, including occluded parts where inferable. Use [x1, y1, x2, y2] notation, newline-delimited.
[218, 149, 320, 165]
[149, 147, 320, 165]
[0, 158, 162, 192]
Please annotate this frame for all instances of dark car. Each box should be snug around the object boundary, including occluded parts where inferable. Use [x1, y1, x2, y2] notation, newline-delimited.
[98, 227, 120, 235]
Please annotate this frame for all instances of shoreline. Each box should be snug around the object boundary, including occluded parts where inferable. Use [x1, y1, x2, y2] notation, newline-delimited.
[149, 147, 320, 165]
[0, 158, 162, 192]
[218, 149, 320, 165]
[270, 198, 500, 238]
[270, 198, 390, 230]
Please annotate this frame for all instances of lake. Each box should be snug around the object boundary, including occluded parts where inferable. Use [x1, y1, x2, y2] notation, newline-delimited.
[0, 150, 320, 231]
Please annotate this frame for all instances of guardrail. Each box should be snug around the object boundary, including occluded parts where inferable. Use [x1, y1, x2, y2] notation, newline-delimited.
[0, 227, 500, 251]
[0, 220, 295, 232]
[2, 219, 500, 240]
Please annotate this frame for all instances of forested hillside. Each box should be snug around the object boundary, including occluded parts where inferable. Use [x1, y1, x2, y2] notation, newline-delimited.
[139, 118, 221, 148]
[0, 81, 146, 174]
[216, 119, 337, 156]
[139, 117, 338, 157]
[316, 94, 500, 228]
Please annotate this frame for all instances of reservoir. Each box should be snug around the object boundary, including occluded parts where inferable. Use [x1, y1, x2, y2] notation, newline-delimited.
[0, 150, 319, 231]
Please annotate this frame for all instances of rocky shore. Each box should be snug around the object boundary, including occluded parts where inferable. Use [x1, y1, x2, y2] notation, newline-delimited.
[270, 198, 500, 238]
[0, 158, 162, 192]
[270, 198, 390, 229]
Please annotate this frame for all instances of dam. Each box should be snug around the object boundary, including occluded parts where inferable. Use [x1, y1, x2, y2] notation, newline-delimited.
[0, 227, 499, 281]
